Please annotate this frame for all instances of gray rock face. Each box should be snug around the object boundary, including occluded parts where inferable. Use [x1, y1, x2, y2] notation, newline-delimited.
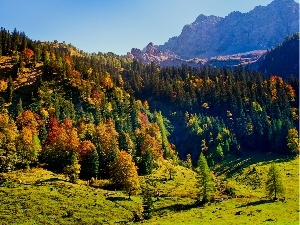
[127, 42, 204, 67]
[158, 0, 299, 59]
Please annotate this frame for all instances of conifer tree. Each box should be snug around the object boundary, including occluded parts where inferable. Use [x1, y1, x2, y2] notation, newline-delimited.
[196, 153, 215, 203]
[17, 98, 23, 117]
[185, 154, 193, 169]
[64, 151, 81, 183]
[266, 163, 284, 200]
[142, 185, 153, 219]
[140, 149, 155, 175]
[79, 141, 99, 179]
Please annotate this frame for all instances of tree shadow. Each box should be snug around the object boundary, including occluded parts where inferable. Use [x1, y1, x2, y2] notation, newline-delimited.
[237, 199, 273, 208]
[214, 152, 295, 178]
[106, 196, 130, 202]
[37, 177, 67, 184]
[155, 202, 200, 212]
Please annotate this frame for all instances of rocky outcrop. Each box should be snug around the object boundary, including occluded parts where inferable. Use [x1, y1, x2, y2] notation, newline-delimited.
[128, 42, 266, 68]
[158, 0, 299, 59]
[127, 42, 204, 67]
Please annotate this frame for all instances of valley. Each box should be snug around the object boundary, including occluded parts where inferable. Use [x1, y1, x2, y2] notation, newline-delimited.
[0, 0, 299, 224]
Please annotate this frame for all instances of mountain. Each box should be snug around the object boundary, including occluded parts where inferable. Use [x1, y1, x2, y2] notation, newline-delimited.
[128, 42, 267, 68]
[257, 33, 299, 79]
[127, 42, 204, 67]
[157, 0, 299, 59]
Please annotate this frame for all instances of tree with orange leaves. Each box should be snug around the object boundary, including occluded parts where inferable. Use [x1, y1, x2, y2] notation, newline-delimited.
[41, 117, 80, 171]
[110, 150, 140, 199]
[95, 118, 119, 178]
[135, 122, 163, 175]
[16, 126, 41, 168]
[21, 48, 34, 64]
[16, 110, 41, 134]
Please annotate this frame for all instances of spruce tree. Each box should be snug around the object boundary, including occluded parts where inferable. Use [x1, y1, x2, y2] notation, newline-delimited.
[266, 163, 284, 200]
[64, 151, 81, 183]
[17, 98, 23, 116]
[142, 185, 153, 219]
[196, 153, 215, 203]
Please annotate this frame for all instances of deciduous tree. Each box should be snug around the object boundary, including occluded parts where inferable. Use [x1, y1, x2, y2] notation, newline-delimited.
[16, 126, 41, 168]
[286, 128, 299, 154]
[0, 113, 19, 172]
[110, 150, 140, 199]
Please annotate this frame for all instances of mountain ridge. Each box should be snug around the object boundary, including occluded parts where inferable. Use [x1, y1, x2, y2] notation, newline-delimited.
[156, 0, 299, 59]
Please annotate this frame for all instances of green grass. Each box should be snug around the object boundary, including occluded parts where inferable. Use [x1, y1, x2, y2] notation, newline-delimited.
[0, 154, 299, 225]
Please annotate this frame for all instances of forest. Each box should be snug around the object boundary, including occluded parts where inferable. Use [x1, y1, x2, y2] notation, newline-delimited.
[0, 28, 299, 222]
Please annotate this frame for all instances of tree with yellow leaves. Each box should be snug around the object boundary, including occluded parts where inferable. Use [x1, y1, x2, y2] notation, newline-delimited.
[110, 150, 140, 199]
[16, 110, 41, 134]
[95, 118, 119, 178]
[16, 126, 41, 168]
[0, 113, 19, 172]
[286, 128, 299, 154]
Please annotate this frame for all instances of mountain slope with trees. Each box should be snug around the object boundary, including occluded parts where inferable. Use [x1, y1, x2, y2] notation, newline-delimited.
[0, 27, 299, 224]
[257, 33, 299, 80]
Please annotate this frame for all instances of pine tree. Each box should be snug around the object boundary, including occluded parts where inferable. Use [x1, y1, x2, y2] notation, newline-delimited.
[64, 151, 81, 183]
[7, 76, 13, 103]
[142, 185, 153, 219]
[266, 163, 284, 200]
[140, 149, 154, 175]
[17, 98, 23, 116]
[80, 141, 99, 180]
[185, 154, 193, 169]
[196, 153, 215, 203]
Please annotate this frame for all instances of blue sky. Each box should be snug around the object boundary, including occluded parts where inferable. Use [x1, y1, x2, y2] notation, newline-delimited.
[0, 0, 298, 55]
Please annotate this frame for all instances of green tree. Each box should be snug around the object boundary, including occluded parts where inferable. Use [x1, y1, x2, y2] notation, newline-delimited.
[79, 141, 99, 180]
[286, 128, 299, 154]
[266, 163, 284, 200]
[64, 151, 81, 183]
[163, 159, 176, 180]
[139, 149, 155, 175]
[16, 127, 41, 168]
[142, 185, 154, 219]
[196, 153, 215, 203]
[185, 154, 193, 169]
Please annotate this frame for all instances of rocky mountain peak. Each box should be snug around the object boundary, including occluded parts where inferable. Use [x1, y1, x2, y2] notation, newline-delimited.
[156, 0, 299, 59]
[143, 42, 162, 56]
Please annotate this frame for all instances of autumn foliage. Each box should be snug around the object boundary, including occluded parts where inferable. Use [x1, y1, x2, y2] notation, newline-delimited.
[21, 48, 34, 63]
[110, 150, 140, 199]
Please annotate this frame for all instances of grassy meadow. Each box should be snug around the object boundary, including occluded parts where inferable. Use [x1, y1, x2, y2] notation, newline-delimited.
[0, 153, 299, 225]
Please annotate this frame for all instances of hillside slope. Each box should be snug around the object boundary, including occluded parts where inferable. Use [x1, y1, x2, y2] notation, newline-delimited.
[0, 154, 298, 224]
[257, 33, 299, 79]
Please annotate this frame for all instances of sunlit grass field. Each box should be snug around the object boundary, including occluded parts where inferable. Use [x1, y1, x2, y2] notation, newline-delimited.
[0, 153, 299, 225]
